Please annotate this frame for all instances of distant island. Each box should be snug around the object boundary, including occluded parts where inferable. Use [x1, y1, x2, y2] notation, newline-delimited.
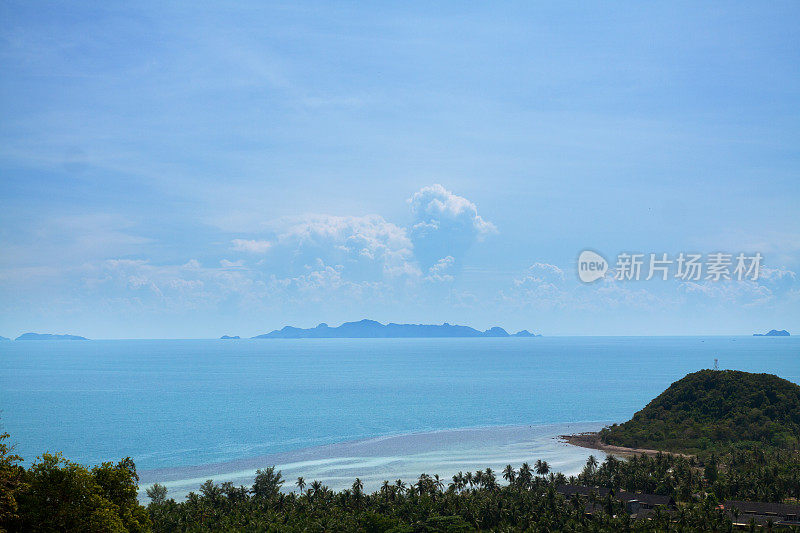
[753, 329, 790, 336]
[0, 335, 9, 341]
[15, 332, 88, 341]
[253, 319, 540, 339]
[220, 335, 240, 339]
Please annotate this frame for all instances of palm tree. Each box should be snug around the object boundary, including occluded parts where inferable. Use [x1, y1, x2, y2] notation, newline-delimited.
[519, 462, 533, 487]
[502, 464, 516, 484]
[451, 472, 465, 492]
[484, 468, 497, 489]
[535, 459, 550, 477]
[295, 476, 305, 494]
[310, 480, 322, 499]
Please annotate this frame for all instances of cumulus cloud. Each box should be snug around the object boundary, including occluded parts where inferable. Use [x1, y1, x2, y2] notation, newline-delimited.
[223, 185, 494, 292]
[270, 214, 418, 280]
[407, 184, 497, 268]
[270, 260, 388, 303]
[426, 256, 455, 282]
[81, 259, 215, 310]
[678, 266, 798, 306]
[501, 260, 798, 313]
[408, 184, 496, 237]
[79, 256, 393, 315]
[219, 259, 246, 269]
[759, 266, 799, 295]
[502, 263, 569, 308]
[520, 262, 565, 284]
[231, 239, 272, 253]
[502, 262, 666, 311]
[62, 186, 498, 318]
[584, 277, 664, 310]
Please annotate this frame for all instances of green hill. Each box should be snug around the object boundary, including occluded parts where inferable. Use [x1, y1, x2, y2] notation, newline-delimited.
[600, 369, 800, 453]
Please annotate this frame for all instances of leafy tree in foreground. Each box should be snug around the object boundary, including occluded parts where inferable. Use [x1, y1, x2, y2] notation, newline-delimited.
[0, 432, 25, 526]
[251, 465, 283, 500]
[1, 450, 150, 533]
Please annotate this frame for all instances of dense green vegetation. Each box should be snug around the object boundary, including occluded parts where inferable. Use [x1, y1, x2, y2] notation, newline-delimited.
[4, 433, 798, 531]
[140, 459, 737, 532]
[600, 370, 800, 453]
[0, 432, 150, 532]
[598, 370, 800, 505]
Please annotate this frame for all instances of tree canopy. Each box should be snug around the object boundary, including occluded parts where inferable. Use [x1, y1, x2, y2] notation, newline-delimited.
[600, 369, 800, 453]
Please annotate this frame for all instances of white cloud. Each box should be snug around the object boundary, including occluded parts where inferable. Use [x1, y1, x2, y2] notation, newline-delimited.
[29, 186, 496, 318]
[407, 184, 497, 268]
[271, 261, 389, 303]
[759, 266, 799, 295]
[502, 263, 569, 309]
[520, 262, 565, 284]
[426, 256, 455, 282]
[408, 184, 496, 237]
[265, 213, 419, 280]
[502, 262, 665, 311]
[225, 185, 494, 286]
[76, 256, 394, 316]
[501, 261, 799, 313]
[678, 266, 798, 306]
[584, 277, 664, 310]
[231, 239, 272, 253]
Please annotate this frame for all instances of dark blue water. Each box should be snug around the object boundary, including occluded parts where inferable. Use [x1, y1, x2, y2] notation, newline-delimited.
[1, 336, 797, 471]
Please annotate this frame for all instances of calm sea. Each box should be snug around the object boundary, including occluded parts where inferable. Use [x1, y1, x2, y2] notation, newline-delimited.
[1, 336, 798, 495]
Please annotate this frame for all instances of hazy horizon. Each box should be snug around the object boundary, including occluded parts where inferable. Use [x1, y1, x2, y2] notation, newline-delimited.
[2, 322, 794, 341]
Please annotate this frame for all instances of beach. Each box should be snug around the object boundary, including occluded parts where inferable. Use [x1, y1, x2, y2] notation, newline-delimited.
[138, 422, 608, 500]
[561, 432, 695, 459]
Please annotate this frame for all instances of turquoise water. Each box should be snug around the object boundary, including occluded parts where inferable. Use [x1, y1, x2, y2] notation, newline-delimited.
[140, 423, 608, 498]
[1, 336, 798, 494]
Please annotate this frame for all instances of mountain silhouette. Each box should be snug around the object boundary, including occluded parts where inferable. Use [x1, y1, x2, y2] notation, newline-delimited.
[253, 319, 539, 339]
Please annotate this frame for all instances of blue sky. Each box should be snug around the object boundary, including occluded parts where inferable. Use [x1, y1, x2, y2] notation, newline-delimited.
[1, 2, 798, 338]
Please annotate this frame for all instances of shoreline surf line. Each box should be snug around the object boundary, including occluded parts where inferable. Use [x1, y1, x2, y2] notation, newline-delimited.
[561, 432, 695, 459]
[137, 422, 609, 500]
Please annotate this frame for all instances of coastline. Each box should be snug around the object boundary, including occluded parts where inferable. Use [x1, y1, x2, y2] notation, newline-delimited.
[137, 422, 608, 501]
[562, 431, 693, 459]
